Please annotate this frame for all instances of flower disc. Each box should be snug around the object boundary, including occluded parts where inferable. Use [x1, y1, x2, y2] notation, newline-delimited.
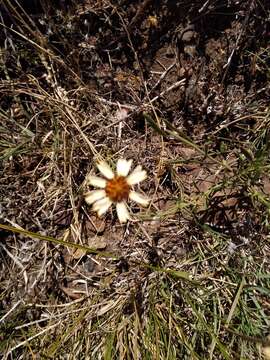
[105, 176, 130, 202]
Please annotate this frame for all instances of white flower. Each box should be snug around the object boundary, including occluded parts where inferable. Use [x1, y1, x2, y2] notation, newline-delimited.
[85, 159, 149, 223]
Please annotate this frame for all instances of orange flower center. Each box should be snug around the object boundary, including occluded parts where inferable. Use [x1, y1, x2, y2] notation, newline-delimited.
[105, 176, 130, 202]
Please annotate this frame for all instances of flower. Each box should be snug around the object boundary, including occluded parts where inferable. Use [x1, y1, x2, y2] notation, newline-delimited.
[85, 159, 149, 223]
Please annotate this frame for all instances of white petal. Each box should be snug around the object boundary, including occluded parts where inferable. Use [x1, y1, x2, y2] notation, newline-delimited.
[93, 197, 112, 216]
[132, 165, 142, 173]
[117, 159, 133, 177]
[87, 176, 106, 188]
[116, 202, 130, 223]
[96, 161, 114, 179]
[129, 191, 149, 207]
[126, 169, 147, 186]
[85, 190, 106, 205]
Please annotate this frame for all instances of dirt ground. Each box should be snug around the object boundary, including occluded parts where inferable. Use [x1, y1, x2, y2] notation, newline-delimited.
[1, 0, 270, 359]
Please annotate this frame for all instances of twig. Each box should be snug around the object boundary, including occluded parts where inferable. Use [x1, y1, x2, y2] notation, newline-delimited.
[149, 79, 186, 104]
[150, 61, 176, 93]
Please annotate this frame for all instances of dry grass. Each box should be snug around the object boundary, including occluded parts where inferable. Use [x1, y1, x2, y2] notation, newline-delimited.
[1, 1, 270, 359]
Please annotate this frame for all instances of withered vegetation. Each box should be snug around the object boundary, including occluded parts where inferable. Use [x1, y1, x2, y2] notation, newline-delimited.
[0, 0, 270, 358]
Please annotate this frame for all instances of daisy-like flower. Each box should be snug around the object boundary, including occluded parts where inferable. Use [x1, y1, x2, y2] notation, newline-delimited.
[85, 159, 149, 223]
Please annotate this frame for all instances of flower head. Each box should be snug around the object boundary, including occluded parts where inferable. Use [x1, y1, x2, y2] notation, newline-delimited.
[85, 159, 149, 223]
